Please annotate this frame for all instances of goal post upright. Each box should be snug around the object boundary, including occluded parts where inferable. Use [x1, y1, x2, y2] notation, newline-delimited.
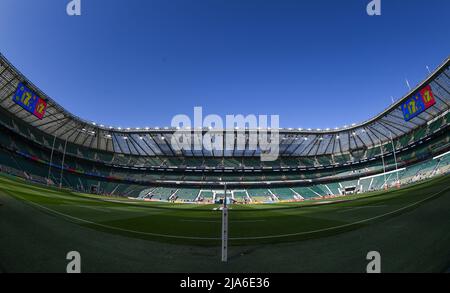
[389, 132, 400, 186]
[221, 183, 228, 262]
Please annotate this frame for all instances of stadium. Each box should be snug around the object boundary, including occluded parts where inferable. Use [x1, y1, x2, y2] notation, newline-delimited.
[1, 51, 450, 273]
[2, 0, 450, 279]
[1, 53, 450, 203]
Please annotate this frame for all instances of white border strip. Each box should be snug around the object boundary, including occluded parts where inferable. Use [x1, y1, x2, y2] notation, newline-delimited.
[360, 168, 406, 181]
[434, 150, 450, 160]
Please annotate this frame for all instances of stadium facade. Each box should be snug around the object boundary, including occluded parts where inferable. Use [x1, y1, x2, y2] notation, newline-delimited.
[0, 53, 449, 203]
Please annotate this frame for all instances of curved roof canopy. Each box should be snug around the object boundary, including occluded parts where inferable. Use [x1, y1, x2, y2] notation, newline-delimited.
[0, 54, 449, 157]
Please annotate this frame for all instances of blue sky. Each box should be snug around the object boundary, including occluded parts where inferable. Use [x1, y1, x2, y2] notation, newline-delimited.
[0, 0, 449, 129]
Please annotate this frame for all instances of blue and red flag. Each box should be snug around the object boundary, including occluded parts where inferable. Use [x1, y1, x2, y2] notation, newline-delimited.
[401, 84, 436, 121]
[13, 82, 47, 120]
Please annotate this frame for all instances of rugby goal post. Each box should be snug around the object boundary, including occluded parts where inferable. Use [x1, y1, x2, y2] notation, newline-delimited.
[222, 184, 228, 262]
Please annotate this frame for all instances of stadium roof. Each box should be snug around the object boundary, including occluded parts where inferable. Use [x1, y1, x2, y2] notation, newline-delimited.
[0, 53, 449, 157]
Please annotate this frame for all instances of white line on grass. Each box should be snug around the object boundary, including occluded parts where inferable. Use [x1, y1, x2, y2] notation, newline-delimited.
[12, 193, 218, 240]
[336, 205, 388, 213]
[9, 185, 450, 241]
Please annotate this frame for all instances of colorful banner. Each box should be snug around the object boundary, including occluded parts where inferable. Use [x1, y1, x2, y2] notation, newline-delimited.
[13, 82, 47, 119]
[401, 85, 436, 121]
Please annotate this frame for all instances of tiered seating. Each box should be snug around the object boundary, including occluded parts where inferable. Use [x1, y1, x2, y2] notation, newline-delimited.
[12, 121, 30, 138]
[0, 112, 14, 128]
[0, 131, 12, 149]
[229, 173, 246, 181]
[164, 157, 185, 167]
[247, 189, 272, 202]
[1, 93, 449, 204]
[96, 152, 114, 163]
[2, 144, 450, 204]
[28, 172, 50, 185]
[78, 148, 96, 161]
[316, 156, 333, 166]
[0, 164, 26, 179]
[184, 174, 204, 181]
[436, 153, 450, 174]
[413, 126, 427, 141]
[122, 185, 148, 197]
[13, 156, 48, 179]
[223, 158, 242, 168]
[397, 133, 413, 148]
[160, 173, 184, 181]
[370, 175, 386, 190]
[414, 159, 438, 177]
[298, 157, 315, 166]
[240, 174, 262, 181]
[310, 185, 327, 196]
[317, 184, 333, 195]
[262, 160, 281, 168]
[340, 180, 358, 188]
[334, 153, 351, 164]
[243, 158, 262, 168]
[359, 178, 372, 192]
[203, 158, 222, 168]
[100, 181, 120, 194]
[382, 143, 394, 153]
[233, 191, 248, 202]
[325, 182, 341, 195]
[282, 157, 299, 167]
[0, 148, 20, 170]
[378, 172, 403, 189]
[428, 118, 444, 134]
[438, 153, 450, 165]
[150, 187, 177, 200]
[291, 187, 321, 199]
[174, 189, 200, 202]
[137, 188, 155, 199]
[112, 154, 130, 165]
[146, 157, 163, 166]
[183, 158, 204, 167]
[262, 174, 283, 181]
[400, 164, 421, 182]
[198, 190, 214, 201]
[203, 174, 221, 181]
[270, 188, 296, 200]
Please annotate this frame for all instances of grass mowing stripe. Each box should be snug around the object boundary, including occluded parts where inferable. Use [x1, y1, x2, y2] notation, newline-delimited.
[6, 190, 221, 240]
[229, 185, 450, 240]
[336, 205, 388, 213]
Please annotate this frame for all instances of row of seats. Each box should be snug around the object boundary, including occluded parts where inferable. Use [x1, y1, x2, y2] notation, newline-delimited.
[0, 106, 448, 170]
[2, 149, 449, 203]
[0, 126, 448, 187]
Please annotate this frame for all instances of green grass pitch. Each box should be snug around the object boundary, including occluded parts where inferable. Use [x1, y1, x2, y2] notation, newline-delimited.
[1, 173, 450, 272]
